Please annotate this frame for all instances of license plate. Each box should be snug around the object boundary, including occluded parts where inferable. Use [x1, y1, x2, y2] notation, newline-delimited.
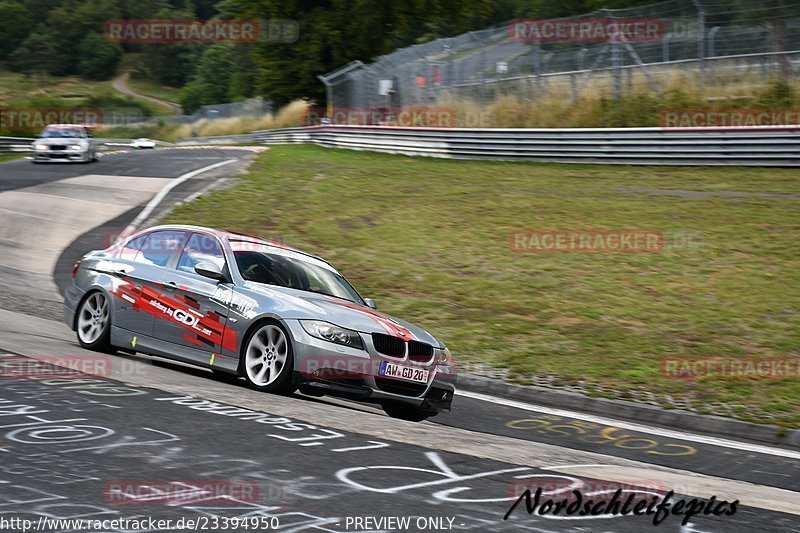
[379, 361, 429, 383]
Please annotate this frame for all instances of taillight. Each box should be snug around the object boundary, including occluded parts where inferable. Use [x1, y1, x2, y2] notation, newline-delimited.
[72, 260, 81, 279]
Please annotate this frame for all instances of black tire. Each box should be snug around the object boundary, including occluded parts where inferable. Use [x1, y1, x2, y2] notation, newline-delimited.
[75, 290, 114, 353]
[238, 320, 295, 394]
[381, 401, 435, 422]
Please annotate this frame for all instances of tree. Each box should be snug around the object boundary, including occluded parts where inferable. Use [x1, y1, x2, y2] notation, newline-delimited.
[179, 80, 204, 114]
[194, 43, 236, 105]
[0, 1, 33, 59]
[9, 30, 59, 80]
[77, 33, 123, 80]
[137, 6, 204, 87]
[45, 0, 121, 75]
[220, 0, 497, 106]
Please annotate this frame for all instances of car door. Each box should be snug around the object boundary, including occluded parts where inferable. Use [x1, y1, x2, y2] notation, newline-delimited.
[111, 232, 154, 335]
[111, 229, 188, 341]
[151, 231, 233, 364]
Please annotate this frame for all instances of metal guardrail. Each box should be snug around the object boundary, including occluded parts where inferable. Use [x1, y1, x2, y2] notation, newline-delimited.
[174, 134, 258, 146]
[0, 136, 36, 154]
[251, 125, 800, 166]
[0, 137, 172, 155]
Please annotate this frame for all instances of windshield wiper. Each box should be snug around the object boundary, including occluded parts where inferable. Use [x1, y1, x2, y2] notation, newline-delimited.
[299, 287, 355, 303]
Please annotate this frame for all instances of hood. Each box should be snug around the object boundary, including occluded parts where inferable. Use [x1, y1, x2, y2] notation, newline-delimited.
[240, 282, 441, 347]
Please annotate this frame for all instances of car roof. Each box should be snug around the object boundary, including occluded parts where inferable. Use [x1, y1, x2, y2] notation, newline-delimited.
[138, 224, 327, 263]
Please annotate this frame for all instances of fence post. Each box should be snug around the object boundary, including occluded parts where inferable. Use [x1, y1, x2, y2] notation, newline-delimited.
[571, 73, 578, 102]
[604, 9, 622, 99]
[611, 36, 622, 99]
[708, 26, 721, 85]
[662, 33, 672, 63]
[691, 0, 706, 95]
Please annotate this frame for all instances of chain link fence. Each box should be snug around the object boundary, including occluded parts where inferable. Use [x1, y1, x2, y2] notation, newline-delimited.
[321, 0, 800, 114]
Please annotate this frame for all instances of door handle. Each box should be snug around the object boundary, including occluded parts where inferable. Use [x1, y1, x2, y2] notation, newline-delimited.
[114, 269, 128, 277]
[163, 281, 178, 291]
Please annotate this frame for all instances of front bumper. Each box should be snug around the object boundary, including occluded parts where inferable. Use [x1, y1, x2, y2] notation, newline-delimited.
[284, 319, 457, 412]
[34, 149, 88, 162]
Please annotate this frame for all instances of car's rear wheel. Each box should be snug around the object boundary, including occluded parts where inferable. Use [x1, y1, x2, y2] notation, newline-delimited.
[381, 401, 435, 422]
[76, 291, 112, 352]
[240, 321, 294, 394]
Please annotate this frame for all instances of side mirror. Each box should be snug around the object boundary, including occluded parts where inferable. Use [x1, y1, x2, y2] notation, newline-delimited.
[364, 298, 377, 310]
[195, 262, 224, 281]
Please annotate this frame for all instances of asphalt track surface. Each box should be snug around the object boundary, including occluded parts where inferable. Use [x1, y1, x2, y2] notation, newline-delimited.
[0, 149, 797, 532]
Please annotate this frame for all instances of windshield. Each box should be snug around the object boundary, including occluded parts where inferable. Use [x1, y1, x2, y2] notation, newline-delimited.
[234, 248, 363, 304]
[40, 127, 84, 138]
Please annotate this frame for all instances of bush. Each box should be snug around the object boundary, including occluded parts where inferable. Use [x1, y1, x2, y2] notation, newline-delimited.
[77, 33, 123, 80]
[756, 77, 795, 108]
[179, 81, 205, 114]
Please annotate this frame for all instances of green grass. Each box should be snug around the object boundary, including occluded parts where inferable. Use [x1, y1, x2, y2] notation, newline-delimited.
[0, 68, 175, 135]
[126, 78, 183, 106]
[164, 145, 800, 427]
[0, 152, 27, 163]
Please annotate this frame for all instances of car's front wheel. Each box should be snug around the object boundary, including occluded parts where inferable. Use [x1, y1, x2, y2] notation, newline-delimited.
[76, 291, 112, 352]
[381, 401, 435, 422]
[240, 321, 294, 394]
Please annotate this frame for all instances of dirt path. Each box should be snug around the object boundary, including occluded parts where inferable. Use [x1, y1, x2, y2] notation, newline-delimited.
[111, 71, 183, 115]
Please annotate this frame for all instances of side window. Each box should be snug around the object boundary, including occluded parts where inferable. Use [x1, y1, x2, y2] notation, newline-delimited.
[177, 233, 226, 274]
[135, 231, 186, 268]
[119, 234, 147, 262]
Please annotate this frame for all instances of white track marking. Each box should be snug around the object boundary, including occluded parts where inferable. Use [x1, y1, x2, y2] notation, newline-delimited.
[119, 158, 237, 240]
[459, 390, 800, 460]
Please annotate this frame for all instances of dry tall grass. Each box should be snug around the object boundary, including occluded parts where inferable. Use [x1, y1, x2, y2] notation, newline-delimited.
[438, 68, 795, 128]
[174, 100, 310, 138]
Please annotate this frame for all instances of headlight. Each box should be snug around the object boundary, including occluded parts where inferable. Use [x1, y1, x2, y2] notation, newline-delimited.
[34, 143, 47, 151]
[300, 320, 364, 350]
[68, 144, 82, 151]
[437, 346, 452, 365]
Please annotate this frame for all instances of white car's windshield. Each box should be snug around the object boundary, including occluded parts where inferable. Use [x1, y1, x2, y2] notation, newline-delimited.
[40, 127, 84, 138]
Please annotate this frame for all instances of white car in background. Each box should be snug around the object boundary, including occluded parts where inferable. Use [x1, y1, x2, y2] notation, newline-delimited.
[132, 138, 156, 149]
[32, 124, 97, 163]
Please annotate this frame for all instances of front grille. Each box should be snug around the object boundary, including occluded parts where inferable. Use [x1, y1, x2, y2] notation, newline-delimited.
[375, 377, 427, 397]
[371, 333, 405, 358]
[372, 333, 435, 362]
[408, 341, 434, 362]
[50, 145, 66, 150]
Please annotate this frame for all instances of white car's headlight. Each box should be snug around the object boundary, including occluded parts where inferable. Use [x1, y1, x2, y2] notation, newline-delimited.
[300, 320, 364, 350]
[34, 143, 47, 151]
[68, 144, 82, 151]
